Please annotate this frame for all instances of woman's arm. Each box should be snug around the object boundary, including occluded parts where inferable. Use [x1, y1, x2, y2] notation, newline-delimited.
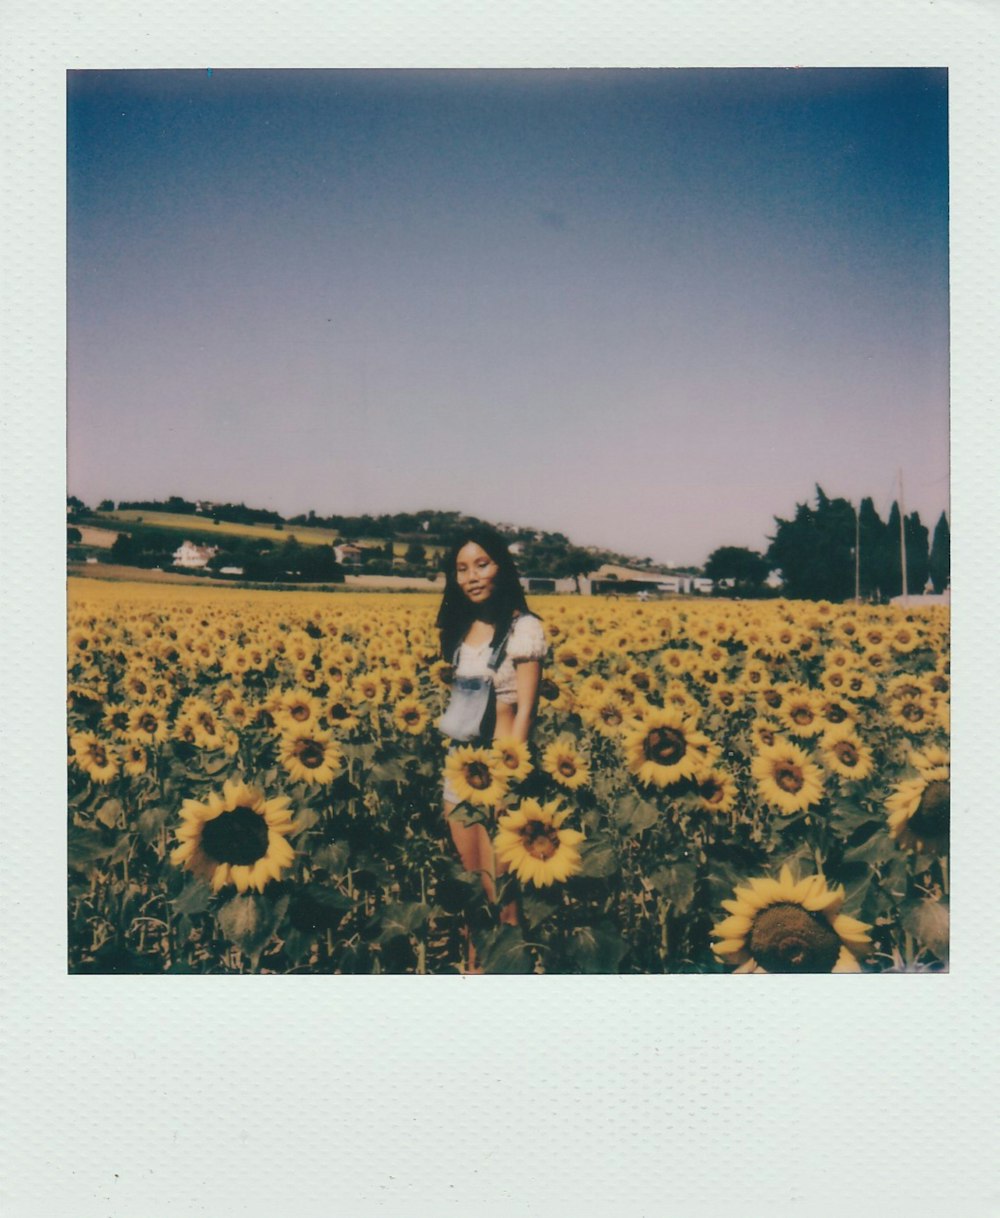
[508, 658, 542, 743]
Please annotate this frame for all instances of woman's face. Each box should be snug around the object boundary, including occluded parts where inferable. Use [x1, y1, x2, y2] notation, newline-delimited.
[455, 541, 500, 607]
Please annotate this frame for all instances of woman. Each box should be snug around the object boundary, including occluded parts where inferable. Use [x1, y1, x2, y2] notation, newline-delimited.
[436, 527, 546, 958]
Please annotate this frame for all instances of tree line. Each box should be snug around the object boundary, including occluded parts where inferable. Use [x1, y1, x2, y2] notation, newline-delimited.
[706, 486, 949, 601]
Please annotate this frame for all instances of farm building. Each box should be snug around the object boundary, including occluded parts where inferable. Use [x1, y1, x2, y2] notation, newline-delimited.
[334, 543, 364, 567]
[172, 540, 219, 569]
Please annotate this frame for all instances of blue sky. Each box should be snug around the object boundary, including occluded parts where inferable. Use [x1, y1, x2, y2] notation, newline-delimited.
[68, 68, 948, 565]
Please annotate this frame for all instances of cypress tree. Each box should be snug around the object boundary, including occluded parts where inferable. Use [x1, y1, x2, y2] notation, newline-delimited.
[929, 511, 950, 593]
[857, 497, 886, 601]
[905, 511, 930, 595]
[884, 502, 903, 598]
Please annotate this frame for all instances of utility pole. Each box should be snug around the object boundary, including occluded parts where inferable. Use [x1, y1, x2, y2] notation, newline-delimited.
[898, 468, 908, 605]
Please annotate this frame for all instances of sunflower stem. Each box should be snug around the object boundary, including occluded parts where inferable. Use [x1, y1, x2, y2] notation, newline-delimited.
[940, 855, 949, 896]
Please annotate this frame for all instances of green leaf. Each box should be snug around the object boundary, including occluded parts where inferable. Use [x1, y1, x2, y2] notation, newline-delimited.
[95, 798, 123, 829]
[313, 841, 351, 875]
[842, 823, 897, 867]
[377, 901, 437, 942]
[371, 759, 408, 783]
[647, 862, 698, 913]
[568, 923, 628, 973]
[580, 835, 620, 878]
[477, 925, 534, 974]
[902, 898, 949, 958]
[137, 806, 170, 843]
[612, 793, 660, 835]
[521, 892, 561, 928]
[67, 826, 116, 869]
[216, 892, 289, 955]
[171, 879, 214, 916]
[289, 807, 320, 837]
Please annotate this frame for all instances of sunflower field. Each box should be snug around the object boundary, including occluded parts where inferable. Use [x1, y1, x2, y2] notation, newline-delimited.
[67, 579, 950, 974]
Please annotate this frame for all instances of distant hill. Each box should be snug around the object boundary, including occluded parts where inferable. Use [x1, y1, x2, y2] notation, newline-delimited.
[69, 496, 698, 579]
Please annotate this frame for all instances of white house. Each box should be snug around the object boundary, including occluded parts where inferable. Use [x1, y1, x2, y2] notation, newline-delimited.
[172, 540, 219, 569]
[334, 543, 364, 567]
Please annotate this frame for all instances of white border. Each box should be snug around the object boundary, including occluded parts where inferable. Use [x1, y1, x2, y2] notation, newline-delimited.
[2, 4, 997, 1216]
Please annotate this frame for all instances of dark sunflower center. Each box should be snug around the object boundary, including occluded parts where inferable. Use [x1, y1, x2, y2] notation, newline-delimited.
[301, 668, 316, 683]
[291, 705, 310, 721]
[749, 903, 842, 973]
[827, 672, 845, 688]
[466, 761, 492, 791]
[910, 780, 950, 839]
[112, 711, 129, 730]
[602, 706, 623, 725]
[201, 805, 269, 866]
[500, 750, 518, 769]
[774, 763, 804, 793]
[91, 745, 108, 766]
[403, 709, 419, 725]
[329, 703, 349, 721]
[296, 740, 326, 769]
[763, 690, 782, 708]
[790, 706, 813, 725]
[901, 702, 924, 722]
[180, 725, 196, 743]
[558, 759, 577, 778]
[719, 692, 735, 706]
[539, 679, 559, 702]
[825, 705, 848, 724]
[759, 729, 776, 747]
[198, 713, 217, 733]
[139, 713, 157, 733]
[632, 673, 650, 690]
[521, 820, 560, 860]
[833, 741, 859, 766]
[644, 727, 686, 767]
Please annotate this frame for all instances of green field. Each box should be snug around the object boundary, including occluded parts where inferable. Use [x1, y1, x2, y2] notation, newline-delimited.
[96, 510, 446, 558]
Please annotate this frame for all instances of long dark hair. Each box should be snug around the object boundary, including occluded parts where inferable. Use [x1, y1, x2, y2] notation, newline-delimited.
[436, 525, 535, 660]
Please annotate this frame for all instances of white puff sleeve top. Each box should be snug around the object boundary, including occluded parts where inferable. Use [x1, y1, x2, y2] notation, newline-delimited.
[455, 613, 547, 706]
[494, 613, 546, 704]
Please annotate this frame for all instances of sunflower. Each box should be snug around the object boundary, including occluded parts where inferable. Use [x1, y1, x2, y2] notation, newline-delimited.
[695, 767, 738, 814]
[70, 731, 119, 784]
[778, 688, 824, 739]
[711, 865, 871, 973]
[751, 740, 825, 816]
[910, 743, 950, 778]
[749, 717, 784, 751]
[541, 738, 591, 791]
[624, 708, 714, 788]
[535, 671, 573, 715]
[579, 690, 633, 738]
[279, 728, 343, 785]
[820, 725, 874, 782]
[322, 689, 361, 734]
[122, 741, 149, 777]
[171, 779, 296, 893]
[889, 695, 936, 735]
[491, 736, 534, 784]
[276, 689, 324, 732]
[886, 763, 950, 854]
[127, 703, 170, 746]
[842, 670, 877, 700]
[102, 703, 133, 738]
[493, 797, 585, 888]
[709, 684, 747, 715]
[444, 745, 509, 808]
[393, 697, 430, 736]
